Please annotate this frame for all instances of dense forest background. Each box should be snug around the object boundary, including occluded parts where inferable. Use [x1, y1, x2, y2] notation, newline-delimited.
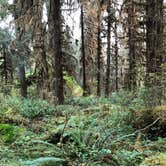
[0, 0, 166, 165]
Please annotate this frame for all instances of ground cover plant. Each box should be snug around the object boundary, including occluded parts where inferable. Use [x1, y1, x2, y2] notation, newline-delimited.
[0, 89, 166, 165]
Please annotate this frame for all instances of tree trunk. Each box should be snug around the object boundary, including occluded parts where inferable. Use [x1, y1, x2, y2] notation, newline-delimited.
[13, 0, 33, 98]
[128, 0, 137, 90]
[3, 47, 8, 84]
[18, 58, 27, 98]
[48, 0, 64, 104]
[33, 0, 49, 98]
[146, 0, 164, 86]
[105, 0, 111, 96]
[81, 4, 87, 96]
[97, 10, 101, 96]
[145, 0, 164, 105]
[114, 19, 119, 91]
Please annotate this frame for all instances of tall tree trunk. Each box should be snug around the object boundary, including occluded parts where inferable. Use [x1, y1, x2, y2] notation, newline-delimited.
[48, 0, 64, 104]
[81, 4, 87, 96]
[105, 0, 111, 96]
[146, 0, 164, 86]
[83, 0, 107, 95]
[145, 0, 164, 105]
[13, 0, 33, 98]
[97, 10, 101, 96]
[33, 0, 49, 98]
[128, 0, 136, 90]
[114, 19, 119, 91]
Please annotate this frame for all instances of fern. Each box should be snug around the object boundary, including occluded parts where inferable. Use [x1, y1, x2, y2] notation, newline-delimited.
[21, 157, 66, 166]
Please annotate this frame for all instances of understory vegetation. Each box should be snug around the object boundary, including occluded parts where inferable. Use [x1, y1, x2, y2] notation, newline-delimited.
[0, 89, 166, 166]
[0, 0, 165, 165]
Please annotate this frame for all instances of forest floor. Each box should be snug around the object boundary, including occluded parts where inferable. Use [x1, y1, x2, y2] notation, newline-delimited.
[0, 94, 166, 166]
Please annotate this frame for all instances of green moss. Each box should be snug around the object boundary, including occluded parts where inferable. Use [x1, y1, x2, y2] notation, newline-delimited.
[133, 105, 166, 128]
[64, 74, 83, 97]
[0, 124, 25, 143]
[141, 153, 166, 166]
[152, 105, 166, 125]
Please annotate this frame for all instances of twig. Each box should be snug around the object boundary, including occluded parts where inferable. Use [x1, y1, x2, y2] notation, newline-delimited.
[138, 118, 160, 132]
[112, 118, 160, 144]
[99, 118, 160, 147]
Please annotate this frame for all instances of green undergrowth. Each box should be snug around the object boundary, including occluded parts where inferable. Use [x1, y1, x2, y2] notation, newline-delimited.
[0, 124, 25, 143]
[140, 152, 166, 166]
[0, 96, 55, 119]
[0, 92, 166, 165]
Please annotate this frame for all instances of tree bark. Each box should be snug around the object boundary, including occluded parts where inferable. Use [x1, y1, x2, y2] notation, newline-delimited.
[18, 58, 27, 98]
[128, 0, 137, 90]
[114, 19, 119, 91]
[48, 0, 64, 104]
[81, 4, 87, 96]
[145, 0, 164, 105]
[13, 0, 33, 98]
[33, 0, 49, 98]
[97, 9, 101, 96]
[105, 0, 111, 96]
[146, 0, 164, 86]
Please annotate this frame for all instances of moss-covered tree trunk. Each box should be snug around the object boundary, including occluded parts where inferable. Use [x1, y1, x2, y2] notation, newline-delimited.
[13, 0, 33, 98]
[32, 0, 49, 99]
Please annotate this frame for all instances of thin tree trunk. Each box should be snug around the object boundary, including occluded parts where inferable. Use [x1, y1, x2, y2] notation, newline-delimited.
[19, 58, 27, 98]
[81, 4, 87, 96]
[97, 9, 101, 96]
[3, 47, 8, 84]
[105, 0, 111, 96]
[114, 20, 118, 91]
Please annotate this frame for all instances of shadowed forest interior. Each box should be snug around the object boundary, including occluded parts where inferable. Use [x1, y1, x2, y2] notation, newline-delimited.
[0, 0, 166, 165]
